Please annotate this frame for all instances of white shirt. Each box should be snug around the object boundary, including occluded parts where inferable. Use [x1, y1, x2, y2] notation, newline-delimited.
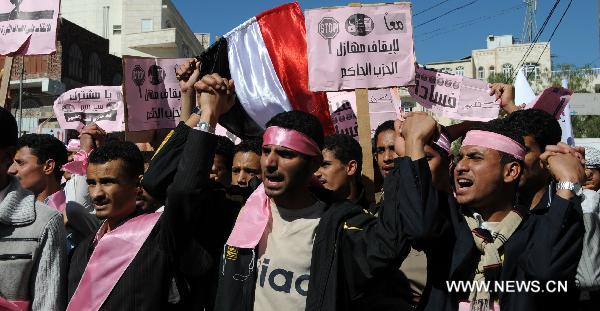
[253, 199, 325, 311]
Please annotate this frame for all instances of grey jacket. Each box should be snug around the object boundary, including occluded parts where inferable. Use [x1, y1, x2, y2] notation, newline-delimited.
[578, 189, 600, 292]
[0, 176, 67, 311]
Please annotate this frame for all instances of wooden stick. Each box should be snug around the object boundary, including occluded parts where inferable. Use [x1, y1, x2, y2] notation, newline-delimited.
[0, 57, 13, 108]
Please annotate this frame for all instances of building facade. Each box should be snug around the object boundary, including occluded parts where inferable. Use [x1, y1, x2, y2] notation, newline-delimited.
[60, 0, 206, 58]
[425, 35, 551, 92]
[0, 18, 122, 135]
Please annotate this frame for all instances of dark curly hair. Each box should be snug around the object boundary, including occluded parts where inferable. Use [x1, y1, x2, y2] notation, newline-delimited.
[89, 141, 144, 180]
[234, 138, 262, 157]
[372, 120, 395, 151]
[324, 134, 363, 176]
[505, 108, 561, 152]
[16, 134, 68, 180]
[215, 136, 235, 169]
[0, 107, 17, 149]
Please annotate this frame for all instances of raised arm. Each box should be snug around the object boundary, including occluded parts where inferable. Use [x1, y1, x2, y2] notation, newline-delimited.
[335, 114, 452, 304]
[158, 73, 236, 277]
[522, 145, 585, 282]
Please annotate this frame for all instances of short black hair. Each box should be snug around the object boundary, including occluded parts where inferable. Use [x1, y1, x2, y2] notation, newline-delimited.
[0, 107, 17, 149]
[473, 118, 525, 166]
[505, 109, 561, 152]
[234, 138, 262, 157]
[16, 134, 68, 180]
[88, 141, 144, 180]
[265, 110, 324, 150]
[215, 136, 235, 169]
[373, 120, 395, 151]
[324, 134, 363, 176]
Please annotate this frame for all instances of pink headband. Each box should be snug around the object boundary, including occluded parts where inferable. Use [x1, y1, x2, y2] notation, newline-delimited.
[462, 130, 525, 160]
[434, 133, 451, 154]
[263, 126, 321, 156]
[227, 126, 321, 249]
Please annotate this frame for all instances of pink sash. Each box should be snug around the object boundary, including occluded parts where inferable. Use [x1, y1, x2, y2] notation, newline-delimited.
[459, 301, 500, 311]
[66, 212, 162, 311]
[0, 298, 29, 311]
[46, 190, 66, 213]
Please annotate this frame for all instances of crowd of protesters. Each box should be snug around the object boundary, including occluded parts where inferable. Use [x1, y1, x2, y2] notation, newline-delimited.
[0, 59, 599, 311]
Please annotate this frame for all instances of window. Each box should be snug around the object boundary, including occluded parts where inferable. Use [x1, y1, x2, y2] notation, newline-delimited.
[401, 101, 414, 113]
[502, 63, 513, 77]
[478, 66, 485, 80]
[141, 19, 153, 32]
[523, 62, 540, 80]
[68, 44, 82, 79]
[113, 25, 121, 34]
[88, 53, 101, 85]
[455, 66, 465, 76]
[489, 66, 495, 76]
[440, 67, 452, 74]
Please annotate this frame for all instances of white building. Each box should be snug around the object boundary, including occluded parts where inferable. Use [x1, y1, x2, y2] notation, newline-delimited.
[426, 35, 551, 92]
[60, 0, 206, 58]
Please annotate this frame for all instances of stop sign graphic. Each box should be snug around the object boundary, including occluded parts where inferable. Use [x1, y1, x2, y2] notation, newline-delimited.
[318, 17, 339, 54]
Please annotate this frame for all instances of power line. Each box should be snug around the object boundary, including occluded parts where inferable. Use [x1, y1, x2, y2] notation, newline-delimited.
[527, 0, 574, 80]
[414, 0, 452, 17]
[416, 4, 525, 42]
[414, 0, 481, 29]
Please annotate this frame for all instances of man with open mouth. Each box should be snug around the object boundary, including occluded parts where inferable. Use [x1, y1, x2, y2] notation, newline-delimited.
[156, 73, 413, 311]
[391, 112, 585, 311]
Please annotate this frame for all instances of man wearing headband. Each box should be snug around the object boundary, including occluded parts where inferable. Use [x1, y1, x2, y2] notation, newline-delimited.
[157, 73, 413, 311]
[504, 96, 600, 310]
[391, 112, 584, 311]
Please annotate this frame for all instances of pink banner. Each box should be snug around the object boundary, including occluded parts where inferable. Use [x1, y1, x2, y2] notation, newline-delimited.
[525, 86, 572, 120]
[328, 91, 358, 140]
[409, 67, 499, 121]
[368, 88, 401, 137]
[327, 88, 401, 139]
[0, 0, 59, 55]
[123, 57, 188, 132]
[306, 3, 415, 91]
[53, 86, 125, 132]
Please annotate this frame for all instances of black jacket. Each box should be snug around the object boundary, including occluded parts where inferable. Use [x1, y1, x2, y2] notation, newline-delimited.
[162, 124, 412, 311]
[389, 157, 584, 311]
[143, 123, 245, 310]
[67, 125, 216, 310]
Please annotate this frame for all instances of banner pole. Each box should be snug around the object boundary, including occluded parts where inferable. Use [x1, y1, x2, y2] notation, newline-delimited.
[18, 55, 24, 136]
[0, 57, 13, 108]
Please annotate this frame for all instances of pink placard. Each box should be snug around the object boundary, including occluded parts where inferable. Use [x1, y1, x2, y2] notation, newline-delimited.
[525, 86, 572, 120]
[53, 86, 125, 132]
[327, 88, 401, 139]
[306, 3, 415, 91]
[123, 57, 188, 132]
[368, 88, 401, 137]
[0, 0, 59, 55]
[409, 67, 499, 121]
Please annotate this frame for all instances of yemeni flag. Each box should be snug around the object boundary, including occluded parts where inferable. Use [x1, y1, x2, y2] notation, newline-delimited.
[198, 3, 333, 138]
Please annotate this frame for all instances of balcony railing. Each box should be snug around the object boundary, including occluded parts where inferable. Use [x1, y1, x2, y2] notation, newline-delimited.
[552, 68, 600, 76]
